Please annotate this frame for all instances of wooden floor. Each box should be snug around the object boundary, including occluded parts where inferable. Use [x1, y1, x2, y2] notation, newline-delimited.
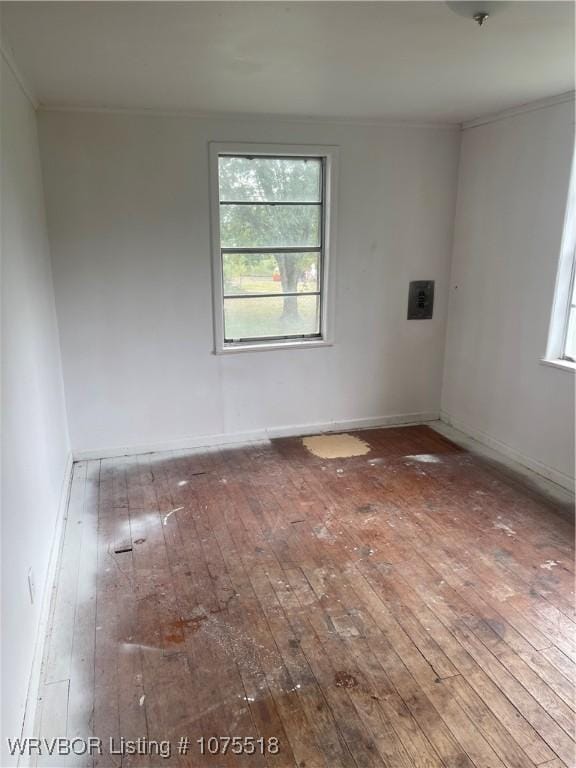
[35, 426, 575, 768]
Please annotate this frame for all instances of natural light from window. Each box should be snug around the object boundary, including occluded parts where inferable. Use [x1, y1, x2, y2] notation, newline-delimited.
[215, 154, 326, 346]
[562, 252, 576, 361]
[544, 150, 576, 370]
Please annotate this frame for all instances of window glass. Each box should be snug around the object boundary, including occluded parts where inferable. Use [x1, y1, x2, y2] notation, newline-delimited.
[217, 155, 324, 343]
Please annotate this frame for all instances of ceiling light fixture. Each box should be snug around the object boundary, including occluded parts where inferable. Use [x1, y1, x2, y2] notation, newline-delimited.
[472, 11, 489, 26]
[446, 1, 503, 26]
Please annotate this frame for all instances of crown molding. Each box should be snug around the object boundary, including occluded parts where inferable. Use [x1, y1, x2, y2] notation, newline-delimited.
[37, 102, 460, 130]
[462, 90, 575, 130]
[0, 32, 38, 109]
[35, 92, 576, 130]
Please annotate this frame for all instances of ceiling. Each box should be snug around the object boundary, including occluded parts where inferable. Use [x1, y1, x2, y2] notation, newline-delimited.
[1, 1, 574, 123]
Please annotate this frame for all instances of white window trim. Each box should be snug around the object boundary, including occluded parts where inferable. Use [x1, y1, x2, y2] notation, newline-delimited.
[209, 142, 338, 354]
[543, 147, 576, 372]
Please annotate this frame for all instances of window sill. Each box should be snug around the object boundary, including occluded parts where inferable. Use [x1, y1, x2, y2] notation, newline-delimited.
[540, 358, 576, 373]
[215, 339, 333, 355]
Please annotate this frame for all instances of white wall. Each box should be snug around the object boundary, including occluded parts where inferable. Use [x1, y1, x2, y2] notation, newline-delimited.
[1, 56, 70, 762]
[442, 99, 575, 490]
[38, 110, 460, 457]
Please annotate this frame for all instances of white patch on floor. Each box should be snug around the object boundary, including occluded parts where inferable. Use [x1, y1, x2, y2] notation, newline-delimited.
[490, 584, 515, 600]
[313, 524, 337, 544]
[540, 560, 559, 570]
[302, 433, 371, 459]
[163, 506, 183, 525]
[493, 518, 517, 536]
[405, 454, 442, 463]
[121, 641, 162, 653]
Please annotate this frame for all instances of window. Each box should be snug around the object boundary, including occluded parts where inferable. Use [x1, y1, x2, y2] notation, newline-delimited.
[562, 252, 576, 361]
[544, 151, 576, 370]
[210, 144, 337, 352]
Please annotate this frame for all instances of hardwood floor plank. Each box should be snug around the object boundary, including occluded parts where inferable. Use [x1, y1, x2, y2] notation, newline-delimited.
[36, 680, 70, 767]
[284, 564, 470, 768]
[276, 566, 392, 768]
[249, 566, 359, 768]
[541, 647, 576, 686]
[93, 459, 125, 768]
[353, 561, 554, 765]
[44, 462, 88, 685]
[138, 451, 258, 767]
[393, 559, 575, 765]
[173, 449, 311, 767]
[444, 675, 537, 768]
[66, 460, 101, 767]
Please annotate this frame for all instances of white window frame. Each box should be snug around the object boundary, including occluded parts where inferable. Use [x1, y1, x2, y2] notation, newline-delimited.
[543, 148, 576, 372]
[209, 142, 338, 354]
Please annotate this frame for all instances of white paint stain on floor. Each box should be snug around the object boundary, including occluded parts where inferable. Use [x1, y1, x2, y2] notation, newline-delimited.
[494, 518, 517, 536]
[313, 524, 337, 544]
[163, 506, 183, 525]
[405, 454, 442, 464]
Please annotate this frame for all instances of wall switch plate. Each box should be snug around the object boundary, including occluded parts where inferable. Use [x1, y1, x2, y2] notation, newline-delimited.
[407, 280, 434, 319]
[28, 568, 35, 605]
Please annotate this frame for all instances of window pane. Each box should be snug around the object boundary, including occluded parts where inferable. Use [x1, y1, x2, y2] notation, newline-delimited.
[565, 307, 576, 360]
[223, 252, 320, 296]
[224, 295, 320, 340]
[220, 204, 321, 248]
[219, 156, 321, 202]
[564, 266, 576, 360]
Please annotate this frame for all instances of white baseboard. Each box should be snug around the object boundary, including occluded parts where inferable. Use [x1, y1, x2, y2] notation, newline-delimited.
[73, 411, 440, 460]
[437, 413, 575, 496]
[18, 451, 74, 764]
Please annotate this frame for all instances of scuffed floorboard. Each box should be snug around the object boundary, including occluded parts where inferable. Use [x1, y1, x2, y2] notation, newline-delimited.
[33, 426, 575, 767]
